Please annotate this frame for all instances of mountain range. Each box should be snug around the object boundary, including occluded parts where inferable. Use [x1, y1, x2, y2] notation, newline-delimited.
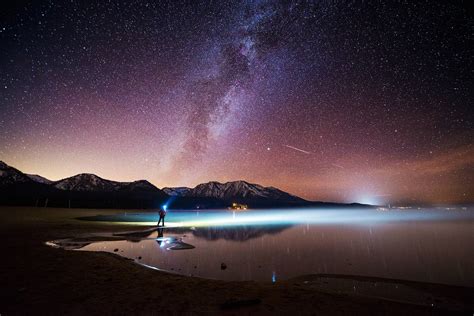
[0, 161, 368, 209]
[163, 181, 306, 207]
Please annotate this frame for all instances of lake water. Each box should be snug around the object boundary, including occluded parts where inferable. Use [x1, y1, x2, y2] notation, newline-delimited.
[76, 208, 474, 286]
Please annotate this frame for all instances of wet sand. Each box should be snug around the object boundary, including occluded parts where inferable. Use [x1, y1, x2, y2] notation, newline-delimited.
[0, 207, 472, 315]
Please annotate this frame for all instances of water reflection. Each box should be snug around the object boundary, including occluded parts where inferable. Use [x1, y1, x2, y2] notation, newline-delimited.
[153, 228, 195, 250]
[191, 225, 291, 241]
[155, 228, 164, 246]
[117, 225, 293, 242]
[71, 209, 473, 286]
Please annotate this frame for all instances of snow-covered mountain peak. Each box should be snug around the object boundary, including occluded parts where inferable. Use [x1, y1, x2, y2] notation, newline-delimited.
[163, 186, 192, 196]
[167, 180, 306, 203]
[53, 173, 120, 191]
[0, 161, 32, 184]
[27, 174, 53, 184]
[123, 180, 159, 191]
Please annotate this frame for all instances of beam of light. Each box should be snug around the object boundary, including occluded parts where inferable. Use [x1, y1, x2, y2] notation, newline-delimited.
[355, 196, 380, 206]
[284, 145, 311, 154]
[80, 208, 473, 228]
[162, 195, 178, 211]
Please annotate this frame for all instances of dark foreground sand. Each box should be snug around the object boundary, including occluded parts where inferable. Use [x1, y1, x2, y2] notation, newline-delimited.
[0, 207, 472, 315]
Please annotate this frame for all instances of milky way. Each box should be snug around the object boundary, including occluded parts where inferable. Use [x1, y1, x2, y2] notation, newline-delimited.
[0, 1, 472, 205]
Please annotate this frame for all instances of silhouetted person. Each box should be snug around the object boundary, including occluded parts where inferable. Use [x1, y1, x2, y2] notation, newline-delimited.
[157, 208, 166, 227]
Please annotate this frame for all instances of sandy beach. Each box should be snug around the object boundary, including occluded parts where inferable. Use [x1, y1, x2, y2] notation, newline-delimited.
[0, 207, 472, 315]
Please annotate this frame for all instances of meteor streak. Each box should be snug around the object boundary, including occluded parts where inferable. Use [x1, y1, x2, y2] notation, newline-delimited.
[284, 145, 311, 154]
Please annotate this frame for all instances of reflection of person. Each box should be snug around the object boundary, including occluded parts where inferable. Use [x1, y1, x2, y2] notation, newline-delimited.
[156, 228, 164, 245]
[157, 208, 166, 227]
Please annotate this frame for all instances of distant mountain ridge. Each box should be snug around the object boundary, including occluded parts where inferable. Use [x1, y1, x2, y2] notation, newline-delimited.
[27, 174, 52, 184]
[0, 161, 168, 209]
[0, 160, 370, 209]
[0, 161, 32, 185]
[53, 173, 121, 191]
[164, 181, 306, 206]
[163, 186, 191, 196]
[44, 173, 161, 193]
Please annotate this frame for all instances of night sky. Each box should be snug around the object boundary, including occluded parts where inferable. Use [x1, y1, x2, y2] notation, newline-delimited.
[0, 1, 472, 205]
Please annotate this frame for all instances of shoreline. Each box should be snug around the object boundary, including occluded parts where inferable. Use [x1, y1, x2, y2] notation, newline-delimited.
[47, 227, 473, 287]
[1, 206, 472, 315]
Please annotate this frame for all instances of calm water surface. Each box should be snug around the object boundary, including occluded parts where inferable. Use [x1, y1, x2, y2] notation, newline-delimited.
[78, 208, 474, 286]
